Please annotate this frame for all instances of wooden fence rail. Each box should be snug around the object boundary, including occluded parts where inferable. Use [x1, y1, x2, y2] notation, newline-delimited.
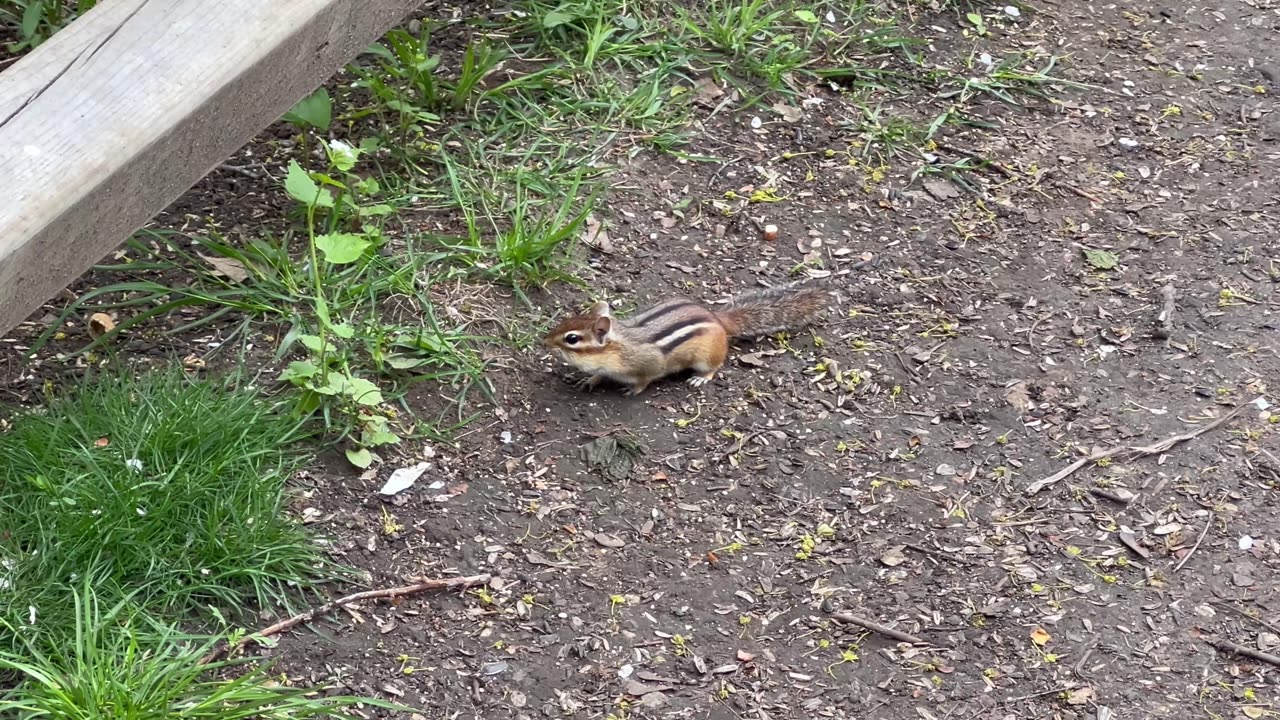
[0, 0, 420, 336]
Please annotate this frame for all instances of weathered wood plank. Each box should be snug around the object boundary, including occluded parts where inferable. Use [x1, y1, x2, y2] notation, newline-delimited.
[0, 0, 421, 336]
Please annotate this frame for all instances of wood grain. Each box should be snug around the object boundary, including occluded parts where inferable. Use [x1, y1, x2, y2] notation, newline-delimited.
[0, 0, 420, 335]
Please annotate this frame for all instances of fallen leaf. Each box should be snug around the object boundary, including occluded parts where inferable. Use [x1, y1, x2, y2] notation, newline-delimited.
[197, 252, 249, 282]
[582, 214, 614, 254]
[1083, 248, 1119, 270]
[739, 352, 768, 368]
[622, 679, 673, 696]
[1118, 531, 1150, 559]
[923, 179, 961, 201]
[1065, 687, 1095, 705]
[593, 532, 626, 548]
[87, 312, 116, 339]
[1005, 381, 1031, 412]
[692, 77, 724, 107]
[880, 545, 908, 567]
[771, 101, 803, 122]
[1030, 627, 1052, 646]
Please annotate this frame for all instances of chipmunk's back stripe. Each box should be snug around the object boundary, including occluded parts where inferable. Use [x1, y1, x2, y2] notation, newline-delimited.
[650, 318, 715, 354]
[629, 299, 696, 327]
[658, 326, 708, 354]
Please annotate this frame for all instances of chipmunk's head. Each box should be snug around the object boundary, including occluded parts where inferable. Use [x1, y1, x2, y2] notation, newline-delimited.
[543, 301, 613, 366]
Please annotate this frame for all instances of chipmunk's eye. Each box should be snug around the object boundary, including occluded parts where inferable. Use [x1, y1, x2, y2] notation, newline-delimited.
[563, 333, 581, 345]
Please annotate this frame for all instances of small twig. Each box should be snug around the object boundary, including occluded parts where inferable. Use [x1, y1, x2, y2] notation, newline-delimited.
[722, 430, 766, 460]
[1153, 283, 1177, 339]
[1210, 601, 1280, 635]
[1174, 512, 1213, 572]
[1026, 311, 1053, 348]
[1207, 638, 1280, 669]
[1055, 181, 1105, 205]
[1026, 401, 1252, 493]
[935, 141, 1020, 179]
[200, 573, 492, 664]
[832, 612, 928, 645]
[218, 162, 268, 180]
[904, 542, 977, 566]
[1002, 685, 1078, 704]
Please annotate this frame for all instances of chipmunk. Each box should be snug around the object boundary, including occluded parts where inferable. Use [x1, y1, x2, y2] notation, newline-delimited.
[543, 282, 831, 395]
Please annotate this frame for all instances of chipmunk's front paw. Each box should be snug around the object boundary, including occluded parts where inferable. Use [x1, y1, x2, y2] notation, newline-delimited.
[575, 375, 602, 390]
[687, 372, 716, 387]
[624, 382, 650, 396]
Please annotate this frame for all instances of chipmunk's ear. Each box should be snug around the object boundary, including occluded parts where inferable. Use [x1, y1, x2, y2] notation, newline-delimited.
[590, 300, 611, 318]
[592, 315, 612, 343]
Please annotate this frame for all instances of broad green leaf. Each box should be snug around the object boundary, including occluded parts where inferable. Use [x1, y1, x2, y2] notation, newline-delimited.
[312, 172, 346, 188]
[315, 233, 370, 265]
[1083, 248, 1119, 270]
[329, 322, 355, 339]
[345, 377, 384, 406]
[346, 448, 374, 469]
[298, 334, 326, 353]
[364, 429, 400, 447]
[311, 375, 344, 396]
[284, 160, 333, 208]
[794, 9, 819, 24]
[386, 355, 428, 370]
[282, 88, 332, 131]
[361, 203, 396, 217]
[278, 360, 319, 383]
[361, 417, 400, 447]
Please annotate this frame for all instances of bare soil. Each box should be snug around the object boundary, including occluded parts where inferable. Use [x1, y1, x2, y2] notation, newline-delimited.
[4, 1, 1280, 719]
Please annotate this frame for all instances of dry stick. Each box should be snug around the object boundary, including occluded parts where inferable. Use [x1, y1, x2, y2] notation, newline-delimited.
[200, 573, 492, 665]
[934, 141, 1021, 180]
[832, 612, 928, 645]
[1002, 685, 1078, 704]
[1210, 601, 1280, 635]
[1173, 511, 1214, 572]
[1207, 639, 1280, 669]
[1026, 401, 1253, 494]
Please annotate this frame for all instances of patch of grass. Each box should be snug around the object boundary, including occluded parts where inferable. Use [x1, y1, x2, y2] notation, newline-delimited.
[438, 150, 598, 295]
[0, 581, 401, 718]
[0, 370, 341, 651]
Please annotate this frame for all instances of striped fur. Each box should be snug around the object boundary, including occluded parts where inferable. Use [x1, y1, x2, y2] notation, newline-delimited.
[542, 283, 829, 394]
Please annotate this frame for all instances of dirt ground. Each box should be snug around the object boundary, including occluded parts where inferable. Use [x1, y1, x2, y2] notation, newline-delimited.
[4, 0, 1280, 718]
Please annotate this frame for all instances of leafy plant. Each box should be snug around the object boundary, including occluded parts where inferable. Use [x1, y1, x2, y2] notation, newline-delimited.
[965, 11, 988, 36]
[282, 87, 333, 133]
[278, 139, 491, 466]
[352, 26, 506, 135]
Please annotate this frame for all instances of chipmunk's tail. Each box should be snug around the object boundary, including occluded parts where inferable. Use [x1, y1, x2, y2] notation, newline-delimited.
[714, 281, 831, 338]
